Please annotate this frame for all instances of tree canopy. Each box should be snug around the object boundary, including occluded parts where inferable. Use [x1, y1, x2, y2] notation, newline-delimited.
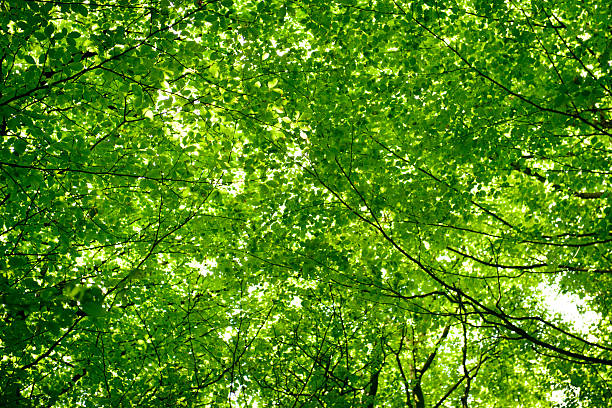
[1, 0, 611, 406]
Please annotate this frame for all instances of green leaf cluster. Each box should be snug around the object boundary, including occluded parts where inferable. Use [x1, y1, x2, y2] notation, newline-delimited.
[1, 0, 611, 406]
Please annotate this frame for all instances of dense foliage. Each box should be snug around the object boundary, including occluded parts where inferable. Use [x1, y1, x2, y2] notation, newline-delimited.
[1, 0, 611, 406]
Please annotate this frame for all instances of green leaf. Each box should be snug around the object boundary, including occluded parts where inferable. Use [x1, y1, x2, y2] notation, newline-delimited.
[81, 300, 104, 317]
[44, 23, 54, 37]
[72, 3, 88, 16]
[13, 138, 27, 155]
